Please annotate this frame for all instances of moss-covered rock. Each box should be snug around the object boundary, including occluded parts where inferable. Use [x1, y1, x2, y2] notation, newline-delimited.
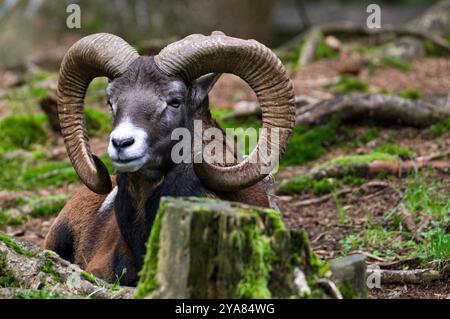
[0, 232, 134, 299]
[136, 197, 332, 299]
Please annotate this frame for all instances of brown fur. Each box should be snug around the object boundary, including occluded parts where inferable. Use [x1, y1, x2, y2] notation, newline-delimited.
[45, 176, 269, 284]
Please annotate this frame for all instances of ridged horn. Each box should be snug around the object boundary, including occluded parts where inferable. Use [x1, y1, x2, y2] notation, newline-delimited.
[57, 33, 139, 194]
[155, 32, 295, 192]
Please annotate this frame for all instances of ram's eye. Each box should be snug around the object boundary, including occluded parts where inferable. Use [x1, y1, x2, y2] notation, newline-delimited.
[167, 99, 182, 108]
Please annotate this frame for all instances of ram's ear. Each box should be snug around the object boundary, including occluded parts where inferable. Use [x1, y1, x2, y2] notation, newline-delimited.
[191, 73, 222, 106]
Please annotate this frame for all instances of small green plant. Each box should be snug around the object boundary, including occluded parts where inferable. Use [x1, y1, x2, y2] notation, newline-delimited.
[414, 225, 450, 272]
[334, 194, 347, 224]
[42, 258, 61, 282]
[403, 172, 449, 218]
[397, 89, 422, 100]
[330, 76, 369, 94]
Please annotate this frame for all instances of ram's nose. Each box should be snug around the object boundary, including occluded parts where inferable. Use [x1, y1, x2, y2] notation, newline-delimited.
[112, 137, 135, 151]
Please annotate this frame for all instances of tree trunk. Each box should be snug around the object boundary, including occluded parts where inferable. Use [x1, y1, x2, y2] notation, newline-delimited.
[135, 197, 363, 299]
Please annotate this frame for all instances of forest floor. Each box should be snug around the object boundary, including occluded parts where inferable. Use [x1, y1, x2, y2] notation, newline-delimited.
[0, 39, 449, 299]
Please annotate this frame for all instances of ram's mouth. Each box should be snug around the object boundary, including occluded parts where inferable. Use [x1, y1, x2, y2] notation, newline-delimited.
[111, 155, 150, 172]
[115, 157, 141, 164]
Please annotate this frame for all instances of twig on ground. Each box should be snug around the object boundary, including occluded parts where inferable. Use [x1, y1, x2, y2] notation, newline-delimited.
[293, 188, 353, 208]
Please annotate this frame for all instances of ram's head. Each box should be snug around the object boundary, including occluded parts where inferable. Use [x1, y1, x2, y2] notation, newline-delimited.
[57, 32, 295, 194]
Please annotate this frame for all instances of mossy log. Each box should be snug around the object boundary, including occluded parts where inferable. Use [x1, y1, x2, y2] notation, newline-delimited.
[136, 197, 334, 299]
[0, 233, 133, 299]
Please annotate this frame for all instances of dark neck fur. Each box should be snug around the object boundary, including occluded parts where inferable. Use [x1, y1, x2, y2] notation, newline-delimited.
[114, 163, 215, 268]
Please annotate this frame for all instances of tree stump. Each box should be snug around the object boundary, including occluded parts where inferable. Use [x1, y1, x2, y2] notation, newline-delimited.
[136, 197, 333, 299]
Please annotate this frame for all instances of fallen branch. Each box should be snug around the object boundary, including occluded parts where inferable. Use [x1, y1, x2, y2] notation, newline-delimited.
[296, 94, 450, 128]
[367, 268, 441, 284]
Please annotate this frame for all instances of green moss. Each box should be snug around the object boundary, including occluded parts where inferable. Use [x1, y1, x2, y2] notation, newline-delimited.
[41, 258, 61, 282]
[313, 178, 338, 195]
[26, 195, 69, 218]
[428, 116, 450, 137]
[13, 289, 66, 299]
[359, 128, 379, 144]
[0, 211, 24, 227]
[330, 76, 369, 94]
[424, 39, 447, 57]
[380, 56, 411, 71]
[337, 282, 359, 299]
[276, 152, 398, 195]
[319, 153, 398, 169]
[0, 233, 33, 257]
[374, 144, 413, 158]
[0, 251, 20, 288]
[0, 114, 48, 150]
[81, 271, 97, 284]
[281, 42, 303, 70]
[397, 89, 422, 100]
[85, 107, 111, 136]
[234, 223, 273, 299]
[0, 195, 70, 226]
[135, 207, 165, 298]
[315, 38, 338, 60]
[275, 175, 338, 195]
[282, 117, 347, 166]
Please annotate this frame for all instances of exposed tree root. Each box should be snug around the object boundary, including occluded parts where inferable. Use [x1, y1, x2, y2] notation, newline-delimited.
[296, 94, 450, 128]
[220, 95, 319, 120]
[222, 94, 450, 128]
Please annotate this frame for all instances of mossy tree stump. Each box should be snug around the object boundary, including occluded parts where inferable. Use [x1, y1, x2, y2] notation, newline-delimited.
[136, 197, 330, 299]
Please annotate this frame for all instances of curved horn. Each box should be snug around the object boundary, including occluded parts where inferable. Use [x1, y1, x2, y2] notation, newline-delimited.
[155, 32, 295, 192]
[58, 33, 139, 194]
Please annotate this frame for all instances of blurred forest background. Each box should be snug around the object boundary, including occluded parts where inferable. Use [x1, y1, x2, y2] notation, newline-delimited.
[0, 0, 449, 299]
[0, 0, 441, 69]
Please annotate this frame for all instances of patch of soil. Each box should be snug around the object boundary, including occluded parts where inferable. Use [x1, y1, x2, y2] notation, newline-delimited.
[369, 279, 450, 299]
[360, 58, 450, 94]
[279, 180, 402, 260]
